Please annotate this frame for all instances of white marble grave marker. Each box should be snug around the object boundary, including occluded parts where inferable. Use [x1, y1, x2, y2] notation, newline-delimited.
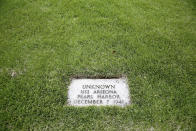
[68, 77, 130, 107]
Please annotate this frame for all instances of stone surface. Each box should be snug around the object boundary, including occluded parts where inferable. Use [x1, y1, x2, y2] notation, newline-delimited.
[68, 77, 130, 107]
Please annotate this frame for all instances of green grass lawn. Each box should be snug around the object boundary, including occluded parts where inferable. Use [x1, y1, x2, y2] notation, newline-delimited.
[0, 0, 195, 130]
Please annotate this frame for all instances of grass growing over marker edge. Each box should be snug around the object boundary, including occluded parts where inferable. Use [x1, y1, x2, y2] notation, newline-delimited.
[0, 0, 195, 130]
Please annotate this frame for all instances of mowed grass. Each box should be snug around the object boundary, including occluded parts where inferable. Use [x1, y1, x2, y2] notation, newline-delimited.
[0, 0, 195, 130]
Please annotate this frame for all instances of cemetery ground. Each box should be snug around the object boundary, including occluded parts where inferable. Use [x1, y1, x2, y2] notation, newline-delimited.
[0, 0, 195, 130]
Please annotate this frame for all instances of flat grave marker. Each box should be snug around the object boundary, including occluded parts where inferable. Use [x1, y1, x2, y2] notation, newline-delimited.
[68, 77, 130, 107]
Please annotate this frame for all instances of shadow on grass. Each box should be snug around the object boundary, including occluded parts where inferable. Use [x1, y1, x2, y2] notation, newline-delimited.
[0, 0, 7, 11]
[0, 0, 4, 8]
[187, 0, 196, 9]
